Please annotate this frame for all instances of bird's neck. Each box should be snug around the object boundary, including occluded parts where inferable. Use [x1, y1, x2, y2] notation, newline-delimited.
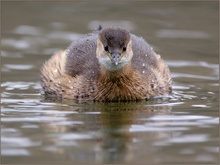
[95, 62, 145, 101]
[100, 62, 132, 81]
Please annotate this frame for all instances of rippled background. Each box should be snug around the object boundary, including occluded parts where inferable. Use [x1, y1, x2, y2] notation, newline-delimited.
[1, 1, 219, 164]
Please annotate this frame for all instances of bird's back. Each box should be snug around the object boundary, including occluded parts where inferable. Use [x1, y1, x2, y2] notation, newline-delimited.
[65, 33, 100, 81]
[65, 32, 164, 79]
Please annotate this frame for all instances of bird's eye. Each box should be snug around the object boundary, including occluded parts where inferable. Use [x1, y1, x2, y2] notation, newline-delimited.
[123, 47, 127, 52]
[104, 46, 109, 52]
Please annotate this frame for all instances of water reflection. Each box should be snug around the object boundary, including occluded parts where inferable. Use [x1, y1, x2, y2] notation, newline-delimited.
[1, 83, 219, 164]
[39, 101, 172, 163]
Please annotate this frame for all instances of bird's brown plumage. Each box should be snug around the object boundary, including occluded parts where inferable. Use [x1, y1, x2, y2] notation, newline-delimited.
[40, 27, 172, 101]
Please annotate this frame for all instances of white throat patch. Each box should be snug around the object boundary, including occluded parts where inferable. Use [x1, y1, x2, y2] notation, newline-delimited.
[98, 56, 130, 71]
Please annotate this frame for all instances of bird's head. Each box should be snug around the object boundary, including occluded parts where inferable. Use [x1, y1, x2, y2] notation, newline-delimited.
[96, 27, 133, 71]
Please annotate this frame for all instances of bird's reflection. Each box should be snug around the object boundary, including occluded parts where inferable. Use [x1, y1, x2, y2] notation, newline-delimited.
[41, 98, 172, 163]
[95, 102, 171, 163]
[98, 105, 133, 163]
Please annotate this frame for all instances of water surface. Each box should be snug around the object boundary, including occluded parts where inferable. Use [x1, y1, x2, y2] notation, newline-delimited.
[1, 1, 219, 164]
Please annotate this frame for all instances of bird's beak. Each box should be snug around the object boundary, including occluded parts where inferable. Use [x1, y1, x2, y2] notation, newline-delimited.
[110, 52, 121, 65]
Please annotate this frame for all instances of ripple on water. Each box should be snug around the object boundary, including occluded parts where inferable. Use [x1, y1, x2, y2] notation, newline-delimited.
[2, 137, 41, 148]
[167, 60, 219, 84]
[3, 64, 33, 71]
[129, 124, 189, 132]
[1, 135, 41, 156]
[47, 31, 83, 41]
[130, 114, 218, 134]
[1, 116, 67, 123]
[12, 25, 43, 36]
[160, 134, 209, 144]
[191, 104, 211, 108]
[1, 51, 23, 58]
[2, 149, 30, 156]
[1, 82, 41, 91]
[150, 114, 218, 147]
[2, 38, 31, 49]
[54, 133, 94, 140]
[156, 29, 210, 39]
[147, 115, 214, 121]
[171, 73, 218, 80]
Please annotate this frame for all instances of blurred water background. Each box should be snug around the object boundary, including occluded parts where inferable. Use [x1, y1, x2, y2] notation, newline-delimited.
[1, 1, 219, 164]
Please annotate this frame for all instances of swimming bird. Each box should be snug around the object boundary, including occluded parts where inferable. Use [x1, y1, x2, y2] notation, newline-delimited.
[40, 26, 172, 101]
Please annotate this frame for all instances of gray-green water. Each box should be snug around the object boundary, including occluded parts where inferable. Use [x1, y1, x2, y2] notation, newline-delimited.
[1, 1, 219, 164]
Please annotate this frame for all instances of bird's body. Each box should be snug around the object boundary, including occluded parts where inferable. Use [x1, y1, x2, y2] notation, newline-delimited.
[40, 27, 172, 101]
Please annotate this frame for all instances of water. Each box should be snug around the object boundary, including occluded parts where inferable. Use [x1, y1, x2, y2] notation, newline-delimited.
[1, 1, 219, 164]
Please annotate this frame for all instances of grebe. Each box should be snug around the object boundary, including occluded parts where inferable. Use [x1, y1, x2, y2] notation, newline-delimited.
[40, 27, 172, 101]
